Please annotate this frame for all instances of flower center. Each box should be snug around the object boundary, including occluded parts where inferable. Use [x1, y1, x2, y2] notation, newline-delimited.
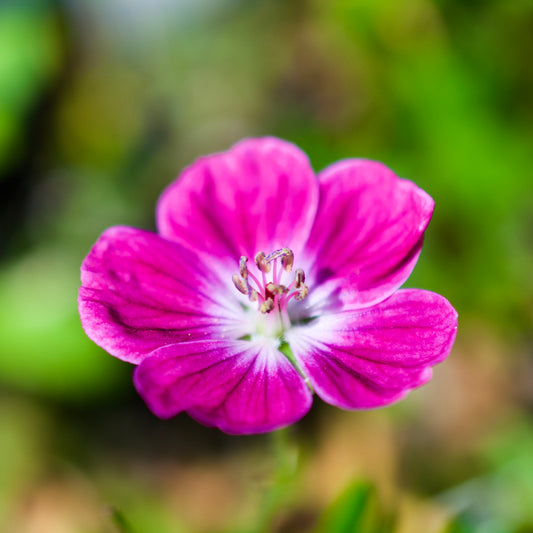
[232, 248, 308, 329]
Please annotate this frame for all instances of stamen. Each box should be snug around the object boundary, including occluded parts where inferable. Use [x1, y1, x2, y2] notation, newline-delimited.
[232, 248, 309, 317]
[281, 249, 294, 272]
[264, 248, 293, 269]
[296, 283, 308, 300]
[294, 268, 305, 288]
[272, 258, 279, 285]
[259, 297, 274, 314]
[239, 256, 249, 279]
[254, 251, 270, 273]
[246, 269, 263, 292]
[266, 283, 288, 296]
[232, 274, 247, 295]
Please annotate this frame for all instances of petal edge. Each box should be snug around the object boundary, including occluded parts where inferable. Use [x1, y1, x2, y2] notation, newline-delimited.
[133, 339, 313, 434]
[286, 289, 457, 410]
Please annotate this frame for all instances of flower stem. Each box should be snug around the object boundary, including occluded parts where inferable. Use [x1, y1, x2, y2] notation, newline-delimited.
[256, 427, 300, 533]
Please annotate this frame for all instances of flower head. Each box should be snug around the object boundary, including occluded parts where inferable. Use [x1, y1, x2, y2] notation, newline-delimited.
[79, 137, 457, 434]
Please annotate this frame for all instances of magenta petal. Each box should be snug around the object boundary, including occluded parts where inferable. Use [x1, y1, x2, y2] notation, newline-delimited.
[304, 159, 434, 308]
[156, 137, 319, 265]
[79, 226, 241, 365]
[133, 340, 313, 434]
[286, 289, 458, 409]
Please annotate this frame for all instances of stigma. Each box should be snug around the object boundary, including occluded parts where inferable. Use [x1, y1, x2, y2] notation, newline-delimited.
[232, 248, 308, 314]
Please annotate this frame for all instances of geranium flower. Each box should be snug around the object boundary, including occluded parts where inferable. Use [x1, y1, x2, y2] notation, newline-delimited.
[79, 137, 457, 434]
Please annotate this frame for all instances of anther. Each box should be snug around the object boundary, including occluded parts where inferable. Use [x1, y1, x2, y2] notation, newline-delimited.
[266, 283, 288, 295]
[232, 274, 247, 295]
[239, 256, 249, 279]
[254, 251, 270, 273]
[232, 248, 309, 313]
[259, 297, 274, 314]
[281, 248, 294, 272]
[296, 283, 309, 300]
[294, 268, 305, 288]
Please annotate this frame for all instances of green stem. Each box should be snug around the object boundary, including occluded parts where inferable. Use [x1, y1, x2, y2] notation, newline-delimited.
[256, 427, 300, 533]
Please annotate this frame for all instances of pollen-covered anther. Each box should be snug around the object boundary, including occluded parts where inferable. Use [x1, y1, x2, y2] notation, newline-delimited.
[292, 268, 308, 300]
[254, 251, 270, 273]
[263, 248, 294, 271]
[232, 248, 309, 312]
[281, 248, 294, 272]
[259, 297, 274, 314]
[296, 283, 308, 300]
[266, 283, 288, 296]
[239, 256, 249, 279]
[294, 268, 305, 288]
[232, 273, 247, 295]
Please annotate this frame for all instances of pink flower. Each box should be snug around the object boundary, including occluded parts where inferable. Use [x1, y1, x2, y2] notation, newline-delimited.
[79, 137, 457, 434]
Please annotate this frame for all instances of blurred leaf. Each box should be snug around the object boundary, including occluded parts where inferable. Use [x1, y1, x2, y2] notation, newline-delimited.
[314, 481, 394, 533]
[435, 418, 533, 533]
[0, 246, 124, 399]
[0, 1, 62, 172]
[440, 514, 478, 533]
[101, 476, 187, 533]
[110, 507, 137, 533]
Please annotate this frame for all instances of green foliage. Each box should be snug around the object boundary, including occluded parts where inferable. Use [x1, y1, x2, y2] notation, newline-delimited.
[436, 419, 533, 533]
[314, 481, 394, 533]
[0, 247, 124, 399]
[292, 0, 533, 333]
[441, 515, 478, 533]
[0, 0, 62, 173]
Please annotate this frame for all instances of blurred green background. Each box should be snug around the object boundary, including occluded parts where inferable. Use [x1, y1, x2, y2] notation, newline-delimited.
[0, 0, 532, 532]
